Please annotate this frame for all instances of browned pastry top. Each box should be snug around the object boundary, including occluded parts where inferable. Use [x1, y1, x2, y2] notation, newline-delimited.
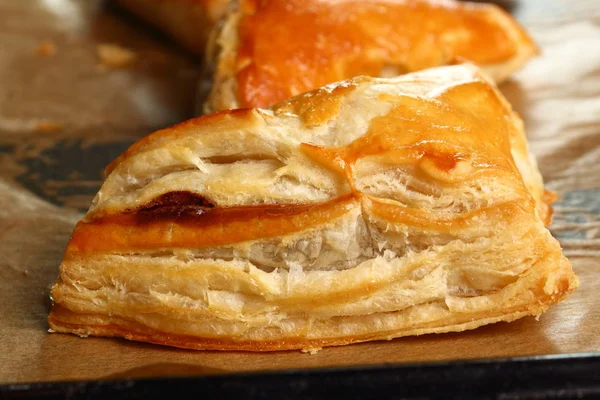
[70, 72, 544, 255]
[233, 0, 536, 108]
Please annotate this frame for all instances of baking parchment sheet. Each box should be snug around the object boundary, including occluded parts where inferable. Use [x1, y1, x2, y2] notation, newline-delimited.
[1, 0, 599, 384]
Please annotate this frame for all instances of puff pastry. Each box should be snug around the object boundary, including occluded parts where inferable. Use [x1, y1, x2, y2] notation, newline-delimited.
[204, 0, 538, 112]
[48, 65, 576, 351]
[115, 0, 228, 53]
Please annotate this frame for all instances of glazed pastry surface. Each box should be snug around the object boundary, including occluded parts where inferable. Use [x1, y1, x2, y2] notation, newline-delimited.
[48, 65, 576, 351]
[204, 0, 538, 111]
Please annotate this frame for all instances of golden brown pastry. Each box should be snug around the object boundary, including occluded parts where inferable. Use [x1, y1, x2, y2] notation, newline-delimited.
[204, 0, 538, 112]
[115, 0, 229, 54]
[48, 65, 576, 351]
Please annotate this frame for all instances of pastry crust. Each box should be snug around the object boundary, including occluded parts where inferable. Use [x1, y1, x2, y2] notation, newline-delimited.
[48, 65, 577, 351]
[116, 0, 228, 54]
[203, 0, 538, 112]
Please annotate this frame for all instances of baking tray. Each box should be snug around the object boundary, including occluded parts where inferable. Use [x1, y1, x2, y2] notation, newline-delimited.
[3, 354, 600, 399]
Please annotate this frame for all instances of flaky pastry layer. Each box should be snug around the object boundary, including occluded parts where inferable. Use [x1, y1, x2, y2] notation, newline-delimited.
[49, 65, 577, 351]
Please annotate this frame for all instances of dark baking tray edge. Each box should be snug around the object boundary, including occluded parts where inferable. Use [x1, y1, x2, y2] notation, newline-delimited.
[3, 353, 600, 399]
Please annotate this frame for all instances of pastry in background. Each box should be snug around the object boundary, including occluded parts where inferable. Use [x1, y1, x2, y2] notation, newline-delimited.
[48, 65, 576, 351]
[115, 0, 229, 54]
[203, 0, 538, 112]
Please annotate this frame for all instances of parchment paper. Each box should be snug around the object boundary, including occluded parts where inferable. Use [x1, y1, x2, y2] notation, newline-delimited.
[1, 0, 599, 384]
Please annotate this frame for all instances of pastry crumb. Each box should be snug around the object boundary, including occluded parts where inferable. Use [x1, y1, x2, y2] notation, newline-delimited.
[35, 39, 57, 56]
[22, 270, 29, 277]
[35, 121, 63, 132]
[301, 347, 322, 355]
[96, 43, 137, 68]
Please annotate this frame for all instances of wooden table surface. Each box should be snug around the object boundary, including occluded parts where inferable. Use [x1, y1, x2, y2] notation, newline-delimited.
[1, 0, 600, 384]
